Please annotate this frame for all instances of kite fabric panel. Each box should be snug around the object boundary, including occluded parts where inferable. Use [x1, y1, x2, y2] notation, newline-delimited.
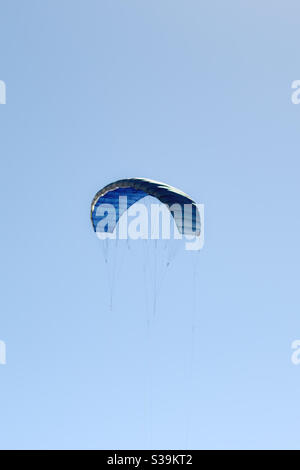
[91, 177, 200, 236]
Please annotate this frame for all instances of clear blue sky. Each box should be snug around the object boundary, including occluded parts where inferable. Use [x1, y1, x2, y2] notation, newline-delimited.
[1, 0, 300, 450]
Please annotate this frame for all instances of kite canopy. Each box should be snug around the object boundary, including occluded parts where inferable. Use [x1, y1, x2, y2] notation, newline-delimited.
[91, 177, 200, 235]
